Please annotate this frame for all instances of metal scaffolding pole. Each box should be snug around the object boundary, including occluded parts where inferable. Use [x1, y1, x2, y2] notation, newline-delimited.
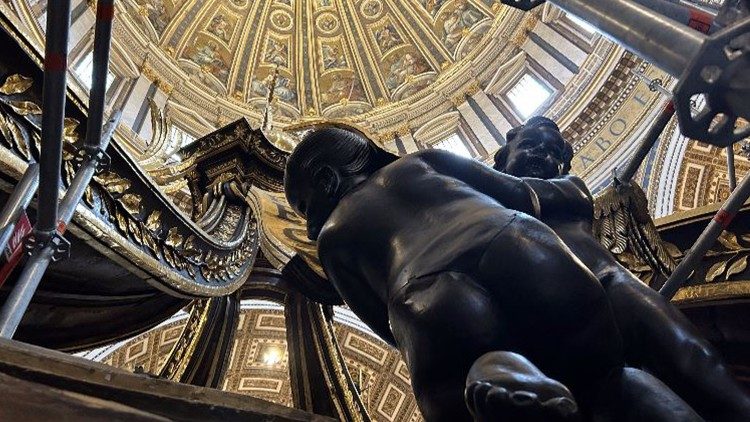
[727, 147, 738, 191]
[84, 0, 114, 151]
[35, 0, 72, 236]
[503, 0, 750, 146]
[0, 113, 120, 338]
[631, 0, 717, 33]
[0, 164, 39, 254]
[661, 171, 750, 299]
[513, 0, 705, 77]
[0, 0, 119, 338]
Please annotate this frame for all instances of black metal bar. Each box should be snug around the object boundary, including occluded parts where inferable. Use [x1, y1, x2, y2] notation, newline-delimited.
[84, 0, 114, 150]
[36, 0, 72, 234]
[727, 147, 737, 191]
[59, 112, 121, 224]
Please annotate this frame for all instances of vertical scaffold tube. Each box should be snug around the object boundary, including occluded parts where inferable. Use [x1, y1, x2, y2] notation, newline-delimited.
[84, 0, 115, 150]
[36, 0, 72, 234]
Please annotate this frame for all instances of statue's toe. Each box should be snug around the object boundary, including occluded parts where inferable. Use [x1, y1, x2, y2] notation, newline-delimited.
[466, 381, 578, 422]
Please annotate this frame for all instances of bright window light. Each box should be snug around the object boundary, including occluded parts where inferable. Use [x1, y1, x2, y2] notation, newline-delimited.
[507, 74, 552, 119]
[433, 134, 472, 158]
[261, 347, 282, 366]
[567, 13, 596, 34]
[75, 52, 115, 91]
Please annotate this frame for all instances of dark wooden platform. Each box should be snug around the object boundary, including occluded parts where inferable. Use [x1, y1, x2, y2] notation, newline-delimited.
[0, 338, 334, 421]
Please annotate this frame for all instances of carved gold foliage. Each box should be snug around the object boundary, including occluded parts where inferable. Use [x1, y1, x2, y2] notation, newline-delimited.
[146, 210, 162, 233]
[120, 193, 142, 216]
[83, 186, 95, 208]
[717, 231, 742, 251]
[706, 260, 728, 282]
[0, 74, 33, 95]
[7, 101, 42, 115]
[143, 230, 161, 258]
[163, 247, 176, 268]
[704, 231, 750, 282]
[727, 256, 748, 279]
[116, 210, 129, 234]
[0, 109, 31, 158]
[94, 171, 132, 195]
[165, 227, 184, 248]
[129, 219, 143, 245]
[63, 118, 80, 144]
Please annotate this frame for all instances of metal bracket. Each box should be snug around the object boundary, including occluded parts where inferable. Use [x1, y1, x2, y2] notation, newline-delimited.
[500, 0, 545, 11]
[23, 230, 70, 262]
[73, 144, 111, 173]
[674, 18, 750, 147]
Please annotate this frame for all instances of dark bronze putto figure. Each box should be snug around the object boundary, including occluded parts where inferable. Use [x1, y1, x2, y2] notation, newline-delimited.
[284, 125, 746, 421]
[493, 116, 750, 422]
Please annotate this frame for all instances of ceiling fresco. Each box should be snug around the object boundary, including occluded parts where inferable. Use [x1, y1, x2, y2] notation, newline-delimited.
[129, 0, 505, 120]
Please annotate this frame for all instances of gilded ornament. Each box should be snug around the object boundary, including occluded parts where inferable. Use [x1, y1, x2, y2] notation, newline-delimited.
[706, 260, 728, 283]
[0, 74, 33, 95]
[83, 186, 95, 208]
[63, 118, 80, 144]
[165, 227, 184, 248]
[129, 219, 144, 245]
[119, 193, 143, 216]
[115, 210, 129, 234]
[726, 256, 748, 280]
[0, 112, 29, 157]
[8, 100, 42, 116]
[142, 230, 161, 259]
[163, 247, 176, 268]
[145, 210, 162, 233]
[94, 171, 131, 195]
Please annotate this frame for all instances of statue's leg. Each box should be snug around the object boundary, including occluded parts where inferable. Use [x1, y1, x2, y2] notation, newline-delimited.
[604, 271, 750, 421]
[476, 214, 625, 390]
[590, 367, 703, 422]
[465, 351, 578, 422]
[389, 268, 580, 421]
[388, 271, 509, 422]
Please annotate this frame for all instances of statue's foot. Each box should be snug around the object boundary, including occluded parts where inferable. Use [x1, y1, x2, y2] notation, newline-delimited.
[465, 352, 578, 422]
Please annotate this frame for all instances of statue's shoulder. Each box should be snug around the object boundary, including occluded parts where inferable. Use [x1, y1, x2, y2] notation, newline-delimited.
[385, 149, 455, 173]
[560, 175, 592, 196]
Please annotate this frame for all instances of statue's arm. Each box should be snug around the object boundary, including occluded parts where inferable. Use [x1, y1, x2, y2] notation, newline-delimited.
[522, 176, 594, 219]
[417, 150, 540, 217]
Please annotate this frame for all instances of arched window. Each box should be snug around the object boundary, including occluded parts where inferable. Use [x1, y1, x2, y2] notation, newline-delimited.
[506, 73, 552, 119]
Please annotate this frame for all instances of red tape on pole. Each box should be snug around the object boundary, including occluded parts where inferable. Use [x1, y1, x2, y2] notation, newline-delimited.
[688, 9, 713, 34]
[0, 213, 32, 287]
[714, 209, 736, 229]
[44, 52, 67, 72]
[96, 4, 114, 22]
[57, 220, 67, 235]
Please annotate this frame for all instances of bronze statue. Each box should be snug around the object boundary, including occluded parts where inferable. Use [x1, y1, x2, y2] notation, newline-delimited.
[494, 116, 750, 422]
[285, 126, 703, 421]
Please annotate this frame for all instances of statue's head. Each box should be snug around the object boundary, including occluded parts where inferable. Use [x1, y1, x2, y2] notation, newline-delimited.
[285, 126, 396, 241]
[493, 116, 573, 179]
